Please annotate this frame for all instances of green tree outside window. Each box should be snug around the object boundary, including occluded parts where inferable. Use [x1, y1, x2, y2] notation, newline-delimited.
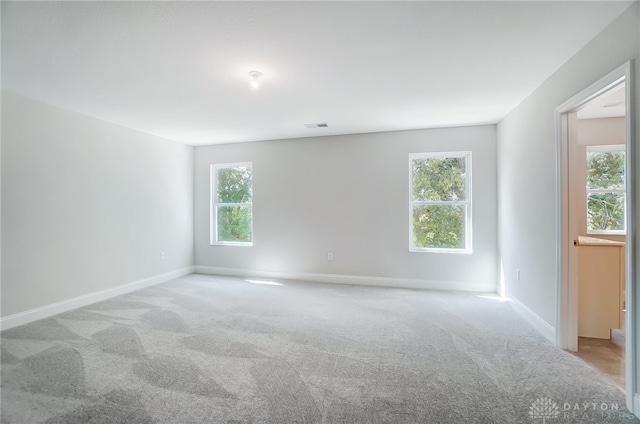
[586, 146, 625, 234]
[212, 164, 253, 244]
[410, 153, 471, 252]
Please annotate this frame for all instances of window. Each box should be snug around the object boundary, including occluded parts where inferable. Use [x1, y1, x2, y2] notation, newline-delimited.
[211, 163, 253, 245]
[410, 152, 472, 253]
[586, 145, 626, 235]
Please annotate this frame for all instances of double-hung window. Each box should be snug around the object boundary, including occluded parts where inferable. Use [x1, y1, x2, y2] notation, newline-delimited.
[211, 163, 253, 245]
[410, 152, 472, 253]
[586, 145, 626, 235]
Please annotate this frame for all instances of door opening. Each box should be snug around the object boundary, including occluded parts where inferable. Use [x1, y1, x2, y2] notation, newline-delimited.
[570, 84, 626, 393]
[556, 62, 635, 411]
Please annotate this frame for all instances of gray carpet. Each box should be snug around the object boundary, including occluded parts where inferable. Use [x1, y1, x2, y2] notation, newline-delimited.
[1, 274, 637, 423]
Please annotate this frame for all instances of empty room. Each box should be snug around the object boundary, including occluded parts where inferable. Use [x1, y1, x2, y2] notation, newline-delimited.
[2, 1, 640, 423]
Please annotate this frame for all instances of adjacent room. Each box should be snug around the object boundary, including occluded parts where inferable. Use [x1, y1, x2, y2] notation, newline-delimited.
[2, 1, 640, 423]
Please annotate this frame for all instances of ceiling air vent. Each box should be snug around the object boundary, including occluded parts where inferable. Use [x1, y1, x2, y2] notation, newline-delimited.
[304, 122, 328, 128]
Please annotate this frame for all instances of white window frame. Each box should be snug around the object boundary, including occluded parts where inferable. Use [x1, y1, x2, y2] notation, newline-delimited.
[409, 151, 472, 254]
[586, 144, 626, 235]
[210, 162, 253, 246]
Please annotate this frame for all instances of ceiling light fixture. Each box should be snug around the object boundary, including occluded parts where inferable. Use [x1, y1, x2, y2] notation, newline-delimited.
[304, 122, 329, 128]
[248, 71, 262, 89]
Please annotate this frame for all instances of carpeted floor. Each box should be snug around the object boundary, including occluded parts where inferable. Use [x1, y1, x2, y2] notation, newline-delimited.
[1, 274, 638, 423]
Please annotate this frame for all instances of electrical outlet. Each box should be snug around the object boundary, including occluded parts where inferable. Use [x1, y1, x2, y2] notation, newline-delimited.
[161, 252, 166, 261]
[516, 269, 521, 280]
[327, 252, 334, 261]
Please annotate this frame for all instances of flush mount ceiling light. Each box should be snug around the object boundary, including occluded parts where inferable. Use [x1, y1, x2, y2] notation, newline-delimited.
[248, 71, 262, 89]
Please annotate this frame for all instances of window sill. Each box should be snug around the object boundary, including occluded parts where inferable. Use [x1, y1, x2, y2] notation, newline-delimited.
[211, 242, 253, 247]
[409, 247, 472, 254]
[586, 230, 626, 236]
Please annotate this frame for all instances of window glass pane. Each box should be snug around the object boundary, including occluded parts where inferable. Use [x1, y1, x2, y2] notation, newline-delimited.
[587, 193, 625, 232]
[217, 206, 252, 242]
[217, 167, 252, 203]
[587, 151, 625, 190]
[413, 205, 465, 249]
[412, 157, 466, 201]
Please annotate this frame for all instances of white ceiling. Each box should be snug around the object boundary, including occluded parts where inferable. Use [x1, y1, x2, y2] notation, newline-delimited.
[1, 1, 633, 146]
[577, 83, 626, 120]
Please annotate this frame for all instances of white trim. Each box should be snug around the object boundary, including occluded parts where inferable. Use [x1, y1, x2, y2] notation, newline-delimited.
[556, 112, 575, 350]
[625, 61, 637, 416]
[194, 265, 497, 293]
[508, 295, 556, 344]
[0, 266, 195, 331]
[634, 393, 640, 418]
[409, 151, 473, 254]
[211, 241, 254, 247]
[586, 189, 625, 194]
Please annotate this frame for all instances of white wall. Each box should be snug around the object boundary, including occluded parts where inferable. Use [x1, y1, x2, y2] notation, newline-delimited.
[496, 0, 640, 404]
[497, 2, 640, 415]
[577, 117, 626, 146]
[570, 117, 626, 243]
[194, 126, 498, 291]
[1, 92, 194, 318]
[497, 2, 639, 328]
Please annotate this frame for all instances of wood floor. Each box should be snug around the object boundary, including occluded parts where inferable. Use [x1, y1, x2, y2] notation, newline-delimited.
[574, 336, 625, 393]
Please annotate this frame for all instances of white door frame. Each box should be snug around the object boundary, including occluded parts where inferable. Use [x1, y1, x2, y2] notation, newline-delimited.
[555, 61, 636, 412]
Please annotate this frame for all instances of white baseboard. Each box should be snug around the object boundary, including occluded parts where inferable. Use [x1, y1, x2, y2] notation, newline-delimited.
[0, 266, 195, 331]
[508, 295, 556, 344]
[194, 265, 497, 293]
[633, 393, 640, 418]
